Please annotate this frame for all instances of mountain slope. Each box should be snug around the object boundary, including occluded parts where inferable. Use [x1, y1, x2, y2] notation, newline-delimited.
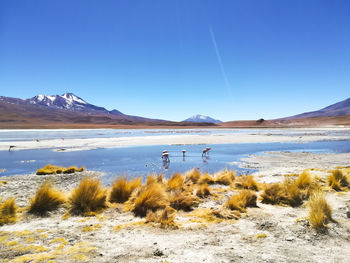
[0, 93, 164, 127]
[183, 114, 222, 124]
[284, 97, 350, 119]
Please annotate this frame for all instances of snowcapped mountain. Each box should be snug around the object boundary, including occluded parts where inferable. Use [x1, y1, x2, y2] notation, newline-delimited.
[183, 114, 222, 124]
[0, 93, 166, 127]
[26, 93, 119, 114]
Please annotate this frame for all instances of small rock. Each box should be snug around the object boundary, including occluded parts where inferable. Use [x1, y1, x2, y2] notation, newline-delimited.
[153, 249, 164, 257]
[346, 211, 350, 218]
[285, 236, 294, 241]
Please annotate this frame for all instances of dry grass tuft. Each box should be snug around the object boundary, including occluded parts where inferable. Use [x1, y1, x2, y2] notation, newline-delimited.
[127, 183, 168, 217]
[327, 170, 349, 191]
[36, 164, 84, 175]
[211, 208, 241, 220]
[0, 198, 17, 225]
[169, 192, 198, 211]
[185, 168, 201, 183]
[295, 170, 312, 189]
[146, 206, 177, 228]
[308, 192, 332, 232]
[198, 173, 215, 185]
[215, 169, 236, 185]
[157, 173, 164, 184]
[234, 175, 259, 191]
[196, 183, 211, 198]
[109, 177, 142, 203]
[28, 182, 66, 216]
[69, 178, 107, 215]
[167, 173, 185, 191]
[146, 174, 157, 185]
[261, 180, 302, 207]
[188, 207, 240, 224]
[226, 190, 257, 212]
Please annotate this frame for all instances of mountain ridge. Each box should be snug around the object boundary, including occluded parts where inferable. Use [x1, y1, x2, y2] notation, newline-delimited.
[282, 97, 350, 119]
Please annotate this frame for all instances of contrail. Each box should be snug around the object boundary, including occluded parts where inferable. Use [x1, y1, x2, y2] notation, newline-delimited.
[209, 26, 232, 97]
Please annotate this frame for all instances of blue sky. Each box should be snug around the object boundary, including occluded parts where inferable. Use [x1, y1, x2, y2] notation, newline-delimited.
[0, 0, 349, 121]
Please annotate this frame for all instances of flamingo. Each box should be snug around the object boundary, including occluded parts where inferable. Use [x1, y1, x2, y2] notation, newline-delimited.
[202, 147, 211, 157]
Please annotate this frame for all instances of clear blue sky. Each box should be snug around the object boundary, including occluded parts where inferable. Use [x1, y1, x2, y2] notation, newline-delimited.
[0, 0, 349, 121]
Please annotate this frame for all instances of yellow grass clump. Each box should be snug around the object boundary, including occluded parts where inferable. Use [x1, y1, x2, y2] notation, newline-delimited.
[126, 183, 168, 217]
[226, 190, 257, 212]
[36, 164, 84, 175]
[327, 170, 349, 191]
[169, 192, 198, 211]
[261, 180, 302, 207]
[109, 177, 142, 203]
[0, 198, 17, 225]
[69, 178, 107, 215]
[146, 174, 158, 185]
[214, 169, 236, 185]
[146, 206, 177, 228]
[196, 183, 211, 198]
[198, 173, 215, 185]
[234, 175, 259, 191]
[295, 170, 312, 189]
[308, 192, 332, 232]
[167, 173, 185, 191]
[185, 168, 201, 183]
[28, 182, 66, 216]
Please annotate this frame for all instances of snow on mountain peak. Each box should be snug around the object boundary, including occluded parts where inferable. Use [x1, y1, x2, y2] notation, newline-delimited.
[183, 114, 222, 124]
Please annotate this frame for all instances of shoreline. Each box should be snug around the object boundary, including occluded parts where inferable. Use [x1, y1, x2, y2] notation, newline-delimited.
[1, 128, 350, 152]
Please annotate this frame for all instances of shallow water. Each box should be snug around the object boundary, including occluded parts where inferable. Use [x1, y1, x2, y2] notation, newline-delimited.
[1, 140, 350, 184]
[0, 128, 349, 142]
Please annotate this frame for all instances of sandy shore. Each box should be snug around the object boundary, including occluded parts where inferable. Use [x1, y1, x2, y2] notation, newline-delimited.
[1, 151, 350, 262]
[1, 128, 350, 152]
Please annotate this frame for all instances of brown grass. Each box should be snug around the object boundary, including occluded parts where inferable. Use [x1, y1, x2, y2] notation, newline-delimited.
[215, 169, 236, 185]
[211, 208, 241, 220]
[185, 168, 201, 183]
[196, 183, 211, 198]
[0, 198, 17, 225]
[295, 170, 312, 189]
[129, 183, 168, 217]
[234, 175, 259, 191]
[36, 164, 84, 175]
[261, 180, 302, 207]
[327, 170, 349, 191]
[169, 192, 198, 211]
[28, 182, 66, 216]
[146, 206, 177, 228]
[69, 178, 107, 215]
[198, 173, 215, 185]
[308, 192, 332, 232]
[167, 173, 185, 191]
[146, 174, 157, 185]
[226, 190, 257, 212]
[109, 177, 142, 203]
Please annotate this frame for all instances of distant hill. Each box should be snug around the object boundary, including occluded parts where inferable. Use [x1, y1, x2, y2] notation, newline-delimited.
[183, 114, 222, 124]
[283, 97, 350, 119]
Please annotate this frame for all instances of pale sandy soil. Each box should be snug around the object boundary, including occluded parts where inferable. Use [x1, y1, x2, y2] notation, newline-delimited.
[0, 128, 350, 152]
[1, 151, 350, 262]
